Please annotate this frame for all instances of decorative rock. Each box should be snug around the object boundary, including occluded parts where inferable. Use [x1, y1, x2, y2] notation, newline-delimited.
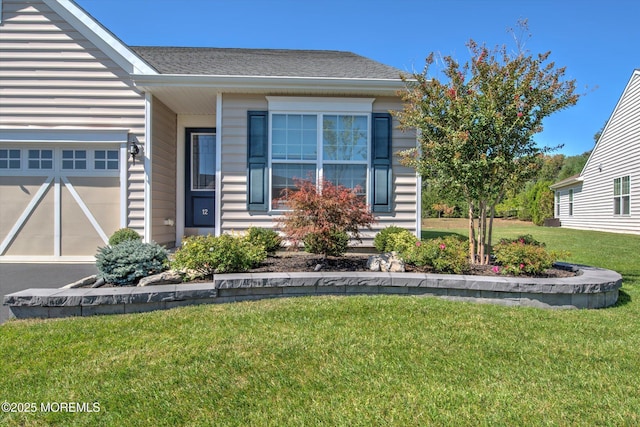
[62, 275, 98, 289]
[91, 278, 106, 288]
[367, 252, 405, 273]
[137, 271, 183, 287]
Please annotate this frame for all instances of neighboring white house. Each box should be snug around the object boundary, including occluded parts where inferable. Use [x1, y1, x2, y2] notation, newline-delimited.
[0, 0, 420, 262]
[551, 69, 639, 235]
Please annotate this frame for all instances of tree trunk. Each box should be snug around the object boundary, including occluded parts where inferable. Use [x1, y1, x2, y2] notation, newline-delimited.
[468, 201, 476, 264]
[487, 204, 496, 264]
[479, 200, 487, 265]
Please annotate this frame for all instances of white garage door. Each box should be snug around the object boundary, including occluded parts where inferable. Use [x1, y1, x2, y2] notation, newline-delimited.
[0, 131, 127, 261]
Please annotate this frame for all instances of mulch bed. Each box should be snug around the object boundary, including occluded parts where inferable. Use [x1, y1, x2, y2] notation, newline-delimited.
[248, 253, 576, 278]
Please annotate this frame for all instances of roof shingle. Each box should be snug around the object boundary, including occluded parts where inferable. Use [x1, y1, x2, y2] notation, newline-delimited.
[130, 46, 403, 79]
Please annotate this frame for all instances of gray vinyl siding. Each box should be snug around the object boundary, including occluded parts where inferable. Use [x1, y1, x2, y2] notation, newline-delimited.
[219, 94, 419, 243]
[558, 71, 639, 235]
[151, 96, 177, 246]
[0, 0, 147, 234]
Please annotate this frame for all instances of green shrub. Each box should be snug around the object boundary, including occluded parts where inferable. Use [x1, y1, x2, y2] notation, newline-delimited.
[172, 234, 266, 277]
[108, 227, 141, 246]
[374, 227, 418, 254]
[303, 230, 349, 257]
[246, 227, 282, 254]
[405, 236, 469, 274]
[386, 230, 419, 255]
[96, 240, 168, 286]
[493, 238, 569, 275]
[373, 226, 404, 252]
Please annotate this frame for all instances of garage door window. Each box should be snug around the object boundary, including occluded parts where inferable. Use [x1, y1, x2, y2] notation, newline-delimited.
[0, 149, 21, 169]
[95, 150, 119, 170]
[62, 150, 87, 170]
[28, 149, 53, 169]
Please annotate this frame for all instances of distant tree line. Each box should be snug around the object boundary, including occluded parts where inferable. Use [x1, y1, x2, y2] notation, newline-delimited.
[421, 147, 594, 225]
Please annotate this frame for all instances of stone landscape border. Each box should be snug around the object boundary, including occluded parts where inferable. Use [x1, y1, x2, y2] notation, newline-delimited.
[3, 263, 623, 319]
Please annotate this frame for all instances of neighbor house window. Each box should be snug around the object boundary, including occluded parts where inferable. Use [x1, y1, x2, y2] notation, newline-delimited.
[0, 149, 20, 169]
[28, 149, 53, 169]
[614, 176, 630, 215]
[94, 150, 119, 170]
[555, 191, 560, 217]
[61, 150, 87, 170]
[568, 189, 574, 216]
[270, 113, 369, 209]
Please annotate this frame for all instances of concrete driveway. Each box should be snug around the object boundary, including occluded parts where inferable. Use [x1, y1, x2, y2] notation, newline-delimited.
[0, 263, 97, 324]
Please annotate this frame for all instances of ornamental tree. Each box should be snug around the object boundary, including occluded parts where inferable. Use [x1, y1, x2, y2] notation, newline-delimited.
[276, 179, 376, 258]
[395, 27, 580, 264]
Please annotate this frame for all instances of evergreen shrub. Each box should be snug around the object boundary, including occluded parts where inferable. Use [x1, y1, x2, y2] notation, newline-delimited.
[96, 240, 168, 286]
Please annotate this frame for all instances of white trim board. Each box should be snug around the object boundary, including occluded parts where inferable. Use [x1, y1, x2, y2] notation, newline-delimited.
[0, 129, 128, 144]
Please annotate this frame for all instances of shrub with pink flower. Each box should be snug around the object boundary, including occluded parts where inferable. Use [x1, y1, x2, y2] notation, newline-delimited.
[404, 236, 469, 274]
[493, 235, 569, 276]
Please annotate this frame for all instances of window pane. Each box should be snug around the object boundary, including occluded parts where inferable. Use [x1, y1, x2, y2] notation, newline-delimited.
[62, 150, 73, 159]
[107, 150, 118, 160]
[192, 134, 215, 190]
[323, 115, 368, 161]
[272, 114, 317, 161]
[622, 176, 630, 195]
[324, 164, 367, 195]
[95, 151, 106, 160]
[614, 197, 621, 215]
[271, 163, 315, 209]
[62, 160, 74, 169]
[622, 196, 630, 215]
[614, 178, 621, 196]
[95, 160, 106, 169]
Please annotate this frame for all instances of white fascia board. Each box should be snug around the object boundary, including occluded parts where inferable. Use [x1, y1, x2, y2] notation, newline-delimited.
[549, 176, 584, 190]
[42, 0, 157, 75]
[0, 128, 128, 143]
[132, 74, 405, 95]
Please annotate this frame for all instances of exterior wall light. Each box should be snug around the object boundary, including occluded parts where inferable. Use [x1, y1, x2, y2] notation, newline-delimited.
[129, 139, 140, 164]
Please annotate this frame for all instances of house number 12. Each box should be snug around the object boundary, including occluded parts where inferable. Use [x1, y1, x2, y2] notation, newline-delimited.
[201, 208, 209, 216]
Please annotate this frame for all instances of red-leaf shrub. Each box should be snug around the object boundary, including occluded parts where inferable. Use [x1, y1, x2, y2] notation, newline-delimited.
[276, 179, 377, 257]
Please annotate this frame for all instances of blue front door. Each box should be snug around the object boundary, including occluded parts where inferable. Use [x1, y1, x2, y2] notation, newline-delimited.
[185, 128, 216, 228]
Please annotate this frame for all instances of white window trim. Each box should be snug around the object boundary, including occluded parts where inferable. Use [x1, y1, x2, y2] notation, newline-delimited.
[267, 97, 374, 113]
[568, 189, 574, 217]
[613, 175, 631, 216]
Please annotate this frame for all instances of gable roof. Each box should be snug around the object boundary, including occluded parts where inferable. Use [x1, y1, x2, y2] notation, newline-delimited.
[130, 46, 403, 80]
[580, 69, 640, 176]
[42, 0, 157, 74]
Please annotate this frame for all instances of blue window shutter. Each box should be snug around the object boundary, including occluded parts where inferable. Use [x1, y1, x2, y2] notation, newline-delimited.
[247, 111, 268, 211]
[371, 113, 393, 213]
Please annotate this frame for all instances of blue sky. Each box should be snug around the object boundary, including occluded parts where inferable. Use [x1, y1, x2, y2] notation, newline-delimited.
[76, 0, 639, 156]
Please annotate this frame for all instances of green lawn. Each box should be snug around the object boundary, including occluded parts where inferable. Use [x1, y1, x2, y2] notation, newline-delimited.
[1, 221, 639, 426]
